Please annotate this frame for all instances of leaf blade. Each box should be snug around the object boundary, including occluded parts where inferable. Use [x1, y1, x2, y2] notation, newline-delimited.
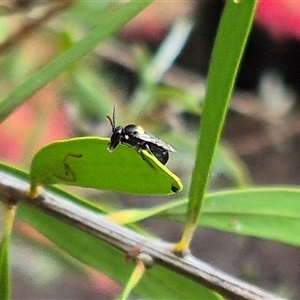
[165, 188, 300, 247]
[30, 137, 182, 195]
[0, 235, 10, 300]
[177, 0, 258, 250]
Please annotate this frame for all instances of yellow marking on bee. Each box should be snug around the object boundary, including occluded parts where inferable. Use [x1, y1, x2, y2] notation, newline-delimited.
[124, 135, 129, 140]
[137, 126, 145, 134]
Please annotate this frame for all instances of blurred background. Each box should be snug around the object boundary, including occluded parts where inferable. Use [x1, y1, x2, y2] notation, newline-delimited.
[0, 0, 300, 299]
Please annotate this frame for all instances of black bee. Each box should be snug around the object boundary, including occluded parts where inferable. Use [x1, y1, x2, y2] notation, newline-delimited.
[106, 105, 175, 165]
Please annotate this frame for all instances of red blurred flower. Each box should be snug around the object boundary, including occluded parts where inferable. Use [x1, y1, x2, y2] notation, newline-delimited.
[256, 0, 300, 40]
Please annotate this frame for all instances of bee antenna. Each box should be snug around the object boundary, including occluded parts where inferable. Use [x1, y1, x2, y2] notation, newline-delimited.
[106, 104, 117, 130]
[113, 104, 117, 125]
[106, 115, 114, 130]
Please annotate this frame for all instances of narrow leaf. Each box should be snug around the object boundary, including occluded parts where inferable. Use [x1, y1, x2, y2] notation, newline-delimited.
[201, 188, 300, 246]
[165, 188, 300, 247]
[0, 235, 10, 300]
[176, 0, 258, 251]
[109, 187, 300, 247]
[0, 203, 16, 300]
[119, 260, 146, 300]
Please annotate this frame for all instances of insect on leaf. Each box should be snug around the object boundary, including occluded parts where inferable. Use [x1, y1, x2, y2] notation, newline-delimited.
[30, 137, 182, 195]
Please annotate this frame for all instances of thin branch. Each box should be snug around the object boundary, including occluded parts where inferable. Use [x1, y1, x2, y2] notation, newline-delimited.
[0, 170, 283, 300]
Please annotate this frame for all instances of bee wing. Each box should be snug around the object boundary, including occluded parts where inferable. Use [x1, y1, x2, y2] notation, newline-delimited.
[136, 131, 176, 152]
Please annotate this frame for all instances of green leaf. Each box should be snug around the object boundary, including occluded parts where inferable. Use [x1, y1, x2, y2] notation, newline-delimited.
[201, 188, 300, 246]
[30, 137, 182, 195]
[0, 1, 153, 122]
[0, 234, 10, 300]
[108, 187, 300, 247]
[0, 202, 16, 300]
[163, 188, 300, 247]
[176, 0, 258, 250]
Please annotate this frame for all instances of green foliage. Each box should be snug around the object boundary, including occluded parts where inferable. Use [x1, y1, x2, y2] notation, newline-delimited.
[181, 0, 258, 243]
[0, 1, 153, 122]
[30, 137, 182, 195]
[94, 187, 300, 247]
[0, 234, 10, 300]
[200, 188, 300, 246]
[167, 188, 300, 247]
[1, 0, 298, 299]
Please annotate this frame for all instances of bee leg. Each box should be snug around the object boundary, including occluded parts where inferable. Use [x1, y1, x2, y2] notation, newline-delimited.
[144, 144, 155, 156]
[144, 144, 167, 165]
[137, 145, 156, 170]
[138, 149, 146, 161]
[137, 146, 148, 162]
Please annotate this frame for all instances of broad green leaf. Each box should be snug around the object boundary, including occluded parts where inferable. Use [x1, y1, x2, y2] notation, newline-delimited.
[176, 0, 257, 251]
[30, 137, 182, 195]
[0, 234, 10, 300]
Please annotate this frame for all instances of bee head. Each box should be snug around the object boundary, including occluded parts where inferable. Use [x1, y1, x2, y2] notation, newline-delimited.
[108, 126, 123, 152]
[106, 104, 122, 152]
